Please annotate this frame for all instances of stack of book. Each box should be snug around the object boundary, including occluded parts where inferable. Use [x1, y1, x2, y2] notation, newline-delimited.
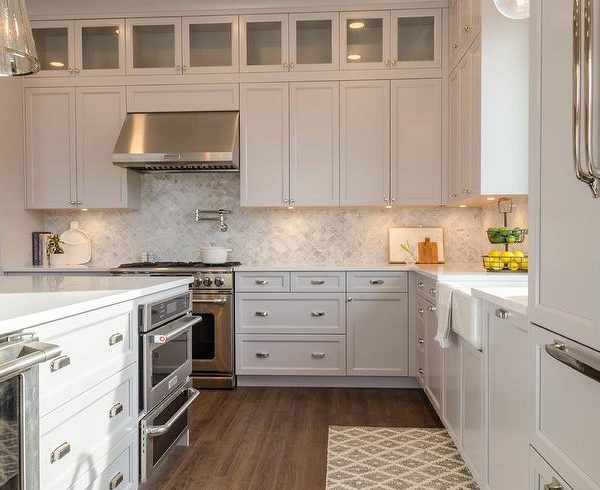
[32, 232, 52, 266]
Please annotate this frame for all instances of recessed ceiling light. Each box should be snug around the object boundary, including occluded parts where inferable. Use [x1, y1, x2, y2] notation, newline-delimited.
[349, 21, 365, 29]
[459, 204, 467, 208]
[49, 61, 64, 67]
[347, 54, 361, 61]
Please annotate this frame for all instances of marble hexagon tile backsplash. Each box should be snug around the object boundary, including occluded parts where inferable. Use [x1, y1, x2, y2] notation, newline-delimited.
[46, 173, 491, 266]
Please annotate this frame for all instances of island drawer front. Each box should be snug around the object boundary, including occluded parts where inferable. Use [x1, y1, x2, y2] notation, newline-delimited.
[290, 272, 345, 292]
[236, 334, 346, 376]
[71, 429, 137, 490]
[40, 364, 137, 490]
[236, 272, 291, 292]
[416, 275, 437, 304]
[530, 324, 600, 488]
[235, 293, 346, 334]
[37, 302, 136, 417]
[346, 272, 408, 293]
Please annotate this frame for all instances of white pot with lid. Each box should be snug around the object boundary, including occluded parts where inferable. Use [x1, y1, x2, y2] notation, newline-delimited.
[199, 245, 232, 264]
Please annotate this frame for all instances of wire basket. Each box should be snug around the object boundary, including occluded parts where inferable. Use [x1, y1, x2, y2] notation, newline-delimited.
[482, 254, 528, 272]
[486, 228, 528, 244]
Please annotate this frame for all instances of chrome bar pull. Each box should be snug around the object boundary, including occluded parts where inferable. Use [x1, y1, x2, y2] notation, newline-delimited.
[255, 311, 269, 317]
[545, 340, 600, 383]
[255, 280, 269, 285]
[495, 309, 510, 320]
[255, 352, 270, 359]
[310, 279, 326, 285]
[109, 472, 124, 489]
[109, 402, 123, 419]
[50, 442, 71, 463]
[108, 333, 123, 346]
[50, 355, 70, 373]
[370, 279, 384, 285]
[311, 311, 326, 317]
[311, 353, 326, 359]
[583, 0, 600, 181]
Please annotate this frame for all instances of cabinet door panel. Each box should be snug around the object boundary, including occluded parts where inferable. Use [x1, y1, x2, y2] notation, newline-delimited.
[240, 83, 289, 207]
[126, 17, 182, 75]
[391, 9, 441, 69]
[240, 14, 288, 73]
[76, 87, 134, 209]
[347, 293, 408, 376]
[289, 13, 338, 71]
[340, 80, 390, 206]
[449, 65, 462, 201]
[340, 11, 390, 70]
[30, 21, 75, 77]
[26, 87, 76, 209]
[75, 19, 125, 76]
[425, 303, 442, 411]
[461, 339, 484, 480]
[290, 82, 339, 206]
[391, 79, 441, 205]
[183, 15, 238, 74]
[443, 330, 461, 443]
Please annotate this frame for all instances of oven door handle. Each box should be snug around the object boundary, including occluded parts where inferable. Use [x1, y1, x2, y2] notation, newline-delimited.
[0, 340, 62, 382]
[149, 314, 202, 344]
[192, 297, 228, 305]
[144, 387, 200, 437]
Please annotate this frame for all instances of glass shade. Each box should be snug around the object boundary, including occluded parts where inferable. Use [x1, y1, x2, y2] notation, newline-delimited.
[0, 0, 39, 75]
[493, 0, 530, 20]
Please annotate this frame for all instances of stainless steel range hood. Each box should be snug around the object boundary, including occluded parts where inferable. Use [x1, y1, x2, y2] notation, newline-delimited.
[112, 111, 239, 172]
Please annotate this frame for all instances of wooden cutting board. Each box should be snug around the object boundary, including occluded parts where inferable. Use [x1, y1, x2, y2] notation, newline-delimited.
[418, 237, 439, 264]
[388, 227, 445, 264]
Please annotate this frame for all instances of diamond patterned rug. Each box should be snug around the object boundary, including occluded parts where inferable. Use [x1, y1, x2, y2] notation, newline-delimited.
[326, 426, 479, 490]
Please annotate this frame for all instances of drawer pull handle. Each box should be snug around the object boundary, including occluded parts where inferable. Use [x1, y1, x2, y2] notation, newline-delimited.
[418, 338, 424, 345]
[311, 311, 325, 317]
[108, 333, 123, 346]
[544, 478, 563, 490]
[311, 353, 326, 359]
[109, 472, 124, 489]
[417, 282, 424, 288]
[545, 340, 600, 384]
[418, 308, 424, 314]
[310, 279, 326, 285]
[109, 402, 123, 419]
[428, 306, 437, 312]
[370, 279, 384, 285]
[255, 280, 269, 285]
[50, 442, 70, 463]
[495, 309, 510, 320]
[429, 288, 437, 294]
[255, 311, 269, 317]
[50, 355, 70, 372]
[256, 352, 270, 359]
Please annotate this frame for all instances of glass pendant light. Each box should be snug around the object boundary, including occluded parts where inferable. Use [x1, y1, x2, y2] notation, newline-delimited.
[0, 0, 39, 76]
[493, 0, 530, 20]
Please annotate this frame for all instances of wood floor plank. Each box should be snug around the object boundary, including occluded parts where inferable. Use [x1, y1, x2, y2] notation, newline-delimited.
[141, 387, 442, 490]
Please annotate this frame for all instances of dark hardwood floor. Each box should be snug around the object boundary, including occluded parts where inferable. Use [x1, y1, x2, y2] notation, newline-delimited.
[143, 387, 442, 490]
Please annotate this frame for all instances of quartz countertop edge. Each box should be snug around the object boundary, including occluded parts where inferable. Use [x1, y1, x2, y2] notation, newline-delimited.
[0, 276, 192, 337]
[470, 287, 528, 316]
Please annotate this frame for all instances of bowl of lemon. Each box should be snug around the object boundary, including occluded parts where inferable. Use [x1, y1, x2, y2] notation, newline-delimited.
[482, 250, 528, 272]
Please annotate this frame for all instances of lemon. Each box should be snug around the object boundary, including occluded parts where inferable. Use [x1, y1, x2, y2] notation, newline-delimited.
[520, 259, 528, 270]
[490, 258, 504, 271]
[488, 250, 502, 257]
[513, 251, 525, 263]
[501, 251, 515, 264]
[508, 261, 520, 271]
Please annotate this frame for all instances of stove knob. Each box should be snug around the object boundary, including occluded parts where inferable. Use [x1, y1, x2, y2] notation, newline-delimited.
[202, 277, 214, 287]
[214, 277, 225, 287]
[193, 277, 201, 288]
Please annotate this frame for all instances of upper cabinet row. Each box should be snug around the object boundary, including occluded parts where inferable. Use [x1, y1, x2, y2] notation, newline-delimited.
[30, 10, 441, 77]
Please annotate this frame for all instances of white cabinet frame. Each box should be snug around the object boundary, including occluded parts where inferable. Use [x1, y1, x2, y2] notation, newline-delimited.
[289, 12, 339, 72]
[126, 17, 182, 75]
[390, 9, 441, 69]
[340, 11, 391, 71]
[239, 13, 289, 73]
[30, 20, 76, 78]
[74, 18, 126, 76]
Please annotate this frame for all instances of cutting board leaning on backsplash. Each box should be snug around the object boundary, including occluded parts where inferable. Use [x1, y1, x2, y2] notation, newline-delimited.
[388, 227, 445, 264]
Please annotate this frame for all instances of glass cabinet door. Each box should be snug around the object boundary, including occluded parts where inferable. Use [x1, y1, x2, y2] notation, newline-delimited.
[75, 19, 125, 76]
[289, 13, 338, 71]
[183, 16, 238, 74]
[391, 9, 441, 68]
[240, 14, 288, 73]
[31, 21, 75, 77]
[340, 11, 390, 70]
[126, 18, 182, 75]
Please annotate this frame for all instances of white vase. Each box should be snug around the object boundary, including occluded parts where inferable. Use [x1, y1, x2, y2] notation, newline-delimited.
[50, 253, 70, 267]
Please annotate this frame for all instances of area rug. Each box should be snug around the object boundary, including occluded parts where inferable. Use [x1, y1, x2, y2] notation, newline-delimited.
[326, 426, 479, 490]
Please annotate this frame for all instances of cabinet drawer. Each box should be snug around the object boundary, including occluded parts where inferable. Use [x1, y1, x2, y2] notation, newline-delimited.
[416, 275, 437, 303]
[530, 324, 600, 488]
[126, 83, 239, 112]
[37, 302, 136, 417]
[40, 364, 137, 490]
[236, 334, 346, 375]
[347, 272, 408, 292]
[71, 429, 137, 490]
[235, 272, 290, 292]
[236, 293, 345, 334]
[291, 272, 345, 292]
[530, 446, 572, 490]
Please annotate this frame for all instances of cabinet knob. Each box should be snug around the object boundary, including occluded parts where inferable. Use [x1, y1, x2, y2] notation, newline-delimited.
[109, 472, 124, 489]
[463, 24, 471, 32]
[283, 198, 289, 203]
[310, 280, 326, 285]
[255, 352, 270, 359]
[418, 338, 424, 345]
[347, 297, 353, 302]
[428, 306, 437, 312]
[452, 43, 458, 49]
[384, 197, 390, 203]
[385, 59, 391, 66]
[289, 62, 295, 70]
[417, 282, 425, 288]
[429, 288, 437, 295]
[311, 352, 326, 359]
[283, 63, 289, 70]
[255, 280, 269, 285]
[311, 311, 326, 317]
[74, 67, 80, 74]
[69, 200, 76, 205]
[391, 59, 397, 66]
[495, 309, 510, 320]
[254, 311, 269, 317]
[109, 402, 123, 419]
[108, 333, 123, 346]
[67, 67, 74, 74]
[176, 65, 181, 72]
[461, 188, 469, 194]
[418, 368, 424, 375]
[418, 308, 425, 314]
[544, 479, 563, 490]
[182, 65, 188, 71]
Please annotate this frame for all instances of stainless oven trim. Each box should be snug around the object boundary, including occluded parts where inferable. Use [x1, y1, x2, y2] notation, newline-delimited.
[141, 320, 194, 415]
[139, 291, 192, 332]
[191, 291, 234, 375]
[140, 379, 198, 483]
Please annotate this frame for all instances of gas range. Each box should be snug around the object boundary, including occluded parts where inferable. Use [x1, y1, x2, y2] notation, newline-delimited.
[111, 261, 240, 290]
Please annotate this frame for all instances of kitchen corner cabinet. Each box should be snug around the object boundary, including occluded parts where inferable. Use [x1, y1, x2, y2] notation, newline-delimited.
[26, 87, 139, 210]
[449, 0, 480, 72]
[447, 0, 528, 205]
[241, 81, 339, 207]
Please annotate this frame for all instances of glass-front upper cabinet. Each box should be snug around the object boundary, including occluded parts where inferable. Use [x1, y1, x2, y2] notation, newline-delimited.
[391, 9, 441, 68]
[75, 19, 125, 76]
[289, 13, 339, 71]
[240, 14, 288, 73]
[340, 11, 390, 70]
[126, 17, 182, 75]
[31, 21, 75, 77]
[183, 16, 238, 74]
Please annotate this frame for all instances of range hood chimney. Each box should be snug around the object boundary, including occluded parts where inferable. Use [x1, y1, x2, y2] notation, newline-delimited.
[112, 111, 239, 172]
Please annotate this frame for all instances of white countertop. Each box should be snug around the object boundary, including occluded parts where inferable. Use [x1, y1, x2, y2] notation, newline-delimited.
[3, 265, 113, 273]
[0, 275, 192, 336]
[471, 286, 528, 316]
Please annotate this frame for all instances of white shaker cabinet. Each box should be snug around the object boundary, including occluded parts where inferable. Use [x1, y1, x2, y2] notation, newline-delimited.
[340, 80, 390, 206]
[425, 301, 442, 411]
[239, 14, 289, 73]
[25, 87, 139, 210]
[126, 17, 182, 75]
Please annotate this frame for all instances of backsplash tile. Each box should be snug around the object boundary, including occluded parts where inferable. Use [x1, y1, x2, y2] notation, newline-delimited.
[46, 174, 492, 266]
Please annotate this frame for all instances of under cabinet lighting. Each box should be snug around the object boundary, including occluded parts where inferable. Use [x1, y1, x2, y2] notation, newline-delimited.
[349, 21, 365, 29]
[80, 208, 88, 212]
[49, 61, 64, 67]
[486, 197, 496, 201]
[385, 205, 392, 209]
[459, 204, 467, 208]
[347, 54, 361, 61]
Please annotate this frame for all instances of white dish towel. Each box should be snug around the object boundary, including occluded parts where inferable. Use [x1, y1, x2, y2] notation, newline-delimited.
[434, 282, 455, 348]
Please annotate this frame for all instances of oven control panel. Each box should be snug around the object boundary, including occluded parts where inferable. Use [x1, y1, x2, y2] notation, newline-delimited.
[149, 294, 190, 327]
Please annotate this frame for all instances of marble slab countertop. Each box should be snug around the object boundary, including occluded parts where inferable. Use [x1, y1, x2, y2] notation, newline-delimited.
[471, 286, 528, 316]
[0, 275, 192, 336]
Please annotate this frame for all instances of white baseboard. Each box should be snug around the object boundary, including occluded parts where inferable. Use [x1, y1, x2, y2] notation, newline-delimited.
[236, 375, 421, 388]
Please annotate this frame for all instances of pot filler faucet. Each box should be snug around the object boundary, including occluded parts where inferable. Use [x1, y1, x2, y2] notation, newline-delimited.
[195, 209, 232, 232]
